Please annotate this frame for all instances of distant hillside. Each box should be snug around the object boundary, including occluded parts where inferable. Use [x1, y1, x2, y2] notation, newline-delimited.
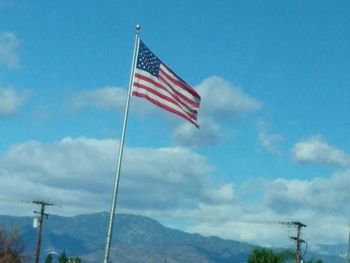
[0, 212, 346, 263]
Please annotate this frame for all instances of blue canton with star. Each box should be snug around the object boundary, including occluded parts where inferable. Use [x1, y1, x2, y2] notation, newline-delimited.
[136, 40, 161, 77]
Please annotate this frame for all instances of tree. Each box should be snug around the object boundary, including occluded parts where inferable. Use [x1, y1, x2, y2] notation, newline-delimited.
[305, 259, 323, 263]
[44, 254, 53, 263]
[57, 251, 68, 263]
[248, 247, 294, 263]
[0, 225, 26, 263]
[55, 251, 81, 263]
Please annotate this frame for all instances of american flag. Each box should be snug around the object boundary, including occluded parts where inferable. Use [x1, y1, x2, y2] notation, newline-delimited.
[132, 40, 201, 128]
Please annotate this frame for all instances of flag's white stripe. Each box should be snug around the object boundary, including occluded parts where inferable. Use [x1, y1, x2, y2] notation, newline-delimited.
[133, 82, 197, 121]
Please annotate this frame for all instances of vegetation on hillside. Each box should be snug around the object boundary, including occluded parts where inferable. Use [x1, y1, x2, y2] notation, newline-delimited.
[247, 247, 294, 263]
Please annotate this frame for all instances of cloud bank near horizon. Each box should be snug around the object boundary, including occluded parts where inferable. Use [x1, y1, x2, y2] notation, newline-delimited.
[0, 136, 349, 246]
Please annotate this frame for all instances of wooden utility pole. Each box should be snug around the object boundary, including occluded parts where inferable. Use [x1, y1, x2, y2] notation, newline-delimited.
[279, 221, 307, 263]
[290, 221, 307, 263]
[33, 200, 54, 263]
[347, 222, 350, 263]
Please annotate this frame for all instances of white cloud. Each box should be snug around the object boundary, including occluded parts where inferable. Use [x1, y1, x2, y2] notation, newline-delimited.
[153, 170, 350, 247]
[292, 135, 350, 167]
[1, 137, 349, 247]
[257, 120, 283, 155]
[265, 171, 350, 215]
[185, 205, 348, 247]
[171, 117, 222, 147]
[0, 32, 20, 69]
[206, 183, 235, 203]
[0, 86, 27, 117]
[259, 171, 350, 245]
[71, 86, 127, 111]
[196, 76, 261, 118]
[0, 137, 232, 215]
[258, 132, 283, 155]
[171, 76, 261, 147]
[184, 205, 292, 247]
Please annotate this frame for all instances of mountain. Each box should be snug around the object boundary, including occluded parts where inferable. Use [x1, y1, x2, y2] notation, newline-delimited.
[0, 212, 346, 263]
[0, 212, 253, 262]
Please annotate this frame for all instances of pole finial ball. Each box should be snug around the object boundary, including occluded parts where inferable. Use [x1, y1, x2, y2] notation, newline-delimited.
[136, 24, 141, 31]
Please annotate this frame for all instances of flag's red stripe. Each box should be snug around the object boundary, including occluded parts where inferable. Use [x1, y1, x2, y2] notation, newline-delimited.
[157, 75, 199, 114]
[134, 73, 198, 115]
[160, 64, 201, 100]
[135, 72, 199, 112]
[133, 82, 198, 121]
[135, 73, 164, 92]
[158, 73, 200, 109]
[161, 64, 200, 99]
[133, 81, 198, 120]
[132, 91, 199, 127]
[133, 79, 197, 119]
[159, 69, 201, 107]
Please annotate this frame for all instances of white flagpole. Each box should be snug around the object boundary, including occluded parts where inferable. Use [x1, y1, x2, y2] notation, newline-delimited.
[103, 24, 141, 263]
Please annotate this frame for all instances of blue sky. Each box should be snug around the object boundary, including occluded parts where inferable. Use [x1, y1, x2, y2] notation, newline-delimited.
[1, 0, 350, 249]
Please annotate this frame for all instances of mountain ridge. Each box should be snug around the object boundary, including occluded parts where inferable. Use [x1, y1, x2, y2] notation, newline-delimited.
[0, 212, 345, 263]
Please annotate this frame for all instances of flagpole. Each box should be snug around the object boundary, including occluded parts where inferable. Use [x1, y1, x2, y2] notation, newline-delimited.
[103, 24, 141, 263]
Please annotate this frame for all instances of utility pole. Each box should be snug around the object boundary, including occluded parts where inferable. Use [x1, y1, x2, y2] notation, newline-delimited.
[279, 221, 307, 263]
[290, 221, 307, 263]
[347, 222, 350, 263]
[33, 200, 55, 263]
